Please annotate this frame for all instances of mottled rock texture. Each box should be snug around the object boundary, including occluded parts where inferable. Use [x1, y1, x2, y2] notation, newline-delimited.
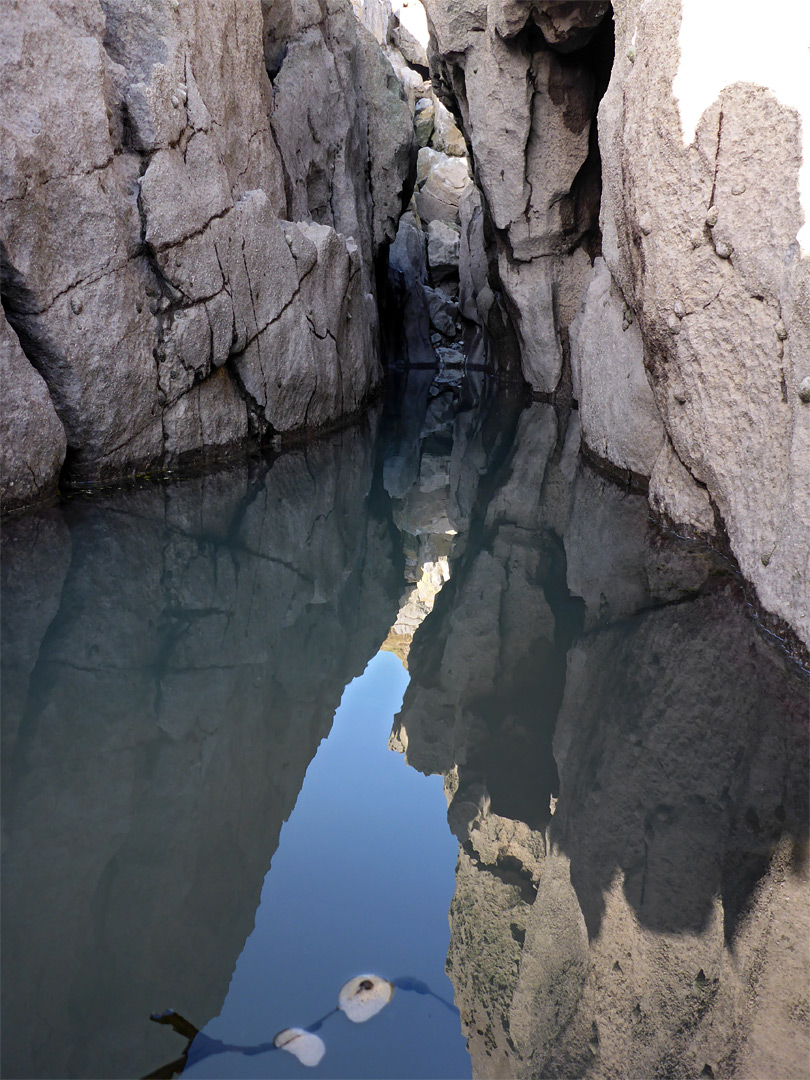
[590, 0, 810, 652]
[0, 312, 66, 511]
[422, 0, 809, 653]
[0, 0, 412, 502]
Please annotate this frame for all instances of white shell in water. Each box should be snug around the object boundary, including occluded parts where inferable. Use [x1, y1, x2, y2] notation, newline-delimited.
[273, 1027, 326, 1067]
[337, 974, 394, 1023]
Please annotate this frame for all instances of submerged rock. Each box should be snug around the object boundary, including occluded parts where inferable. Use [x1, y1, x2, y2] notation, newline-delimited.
[338, 975, 395, 1022]
[273, 1028, 326, 1067]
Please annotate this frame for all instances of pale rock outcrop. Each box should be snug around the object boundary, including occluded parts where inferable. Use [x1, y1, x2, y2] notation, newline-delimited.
[1, 0, 412, 504]
[422, 0, 611, 392]
[423, 0, 809, 652]
[570, 257, 664, 477]
[431, 97, 467, 157]
[266, 0, 414, 265]
[0, 313, 67, 511]
[592, 0, 810, 651]
[648, 438, 716, 536]
[427, 219, 461, 281]
[415, 152, 472, 225]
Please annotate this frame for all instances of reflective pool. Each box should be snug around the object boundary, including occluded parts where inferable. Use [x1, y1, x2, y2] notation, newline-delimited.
[2, 371, 808, 1080]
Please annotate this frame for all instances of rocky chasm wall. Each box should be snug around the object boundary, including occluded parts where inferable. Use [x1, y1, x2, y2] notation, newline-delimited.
[420, 0, 809, 655]
[0, 0, 413, 510]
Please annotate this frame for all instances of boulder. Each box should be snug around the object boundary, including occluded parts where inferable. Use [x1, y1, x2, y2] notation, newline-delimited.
[427, 220, 461, 280]
[415, 152, 472, 224]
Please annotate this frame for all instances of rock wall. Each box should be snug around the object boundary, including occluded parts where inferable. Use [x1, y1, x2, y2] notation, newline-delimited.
[421, 0, 612, 392]
[420, 0, 809, 655]
[0, 0, 413, 508]
[575, 0, 810, 654]
[395, 401, 809, 1079]
[0, 421, 400, 1079]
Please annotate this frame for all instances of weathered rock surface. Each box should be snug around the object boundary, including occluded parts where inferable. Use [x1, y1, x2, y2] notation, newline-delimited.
[0, 0, 412, 503]
[0, 312, 66, 511]
[422, 0, 809, 652]
[570, 256, 664, 476]
[0, 421, 400, 1080]
[590, 0, 810, 652]
[422, 0, 611, 391]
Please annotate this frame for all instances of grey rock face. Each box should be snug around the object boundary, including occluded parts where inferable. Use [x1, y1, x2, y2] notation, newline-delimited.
[422, 0, 809, 652]
[570, 257, 664, 476]
[0, 0, 413, 502]
[0, 421, 400, 1080]
[0, 313, 67, 511]
[422, 0, 610, 392]
[593, 0, 810, 652]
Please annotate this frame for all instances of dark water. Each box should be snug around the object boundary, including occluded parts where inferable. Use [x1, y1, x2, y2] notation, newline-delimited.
[2, 370, 808, 1080]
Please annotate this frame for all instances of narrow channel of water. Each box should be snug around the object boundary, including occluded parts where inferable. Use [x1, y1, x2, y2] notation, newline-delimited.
[2, 370, 807, 1079]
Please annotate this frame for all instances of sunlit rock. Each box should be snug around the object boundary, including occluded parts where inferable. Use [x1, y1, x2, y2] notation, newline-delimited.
[338, 975, 395, 1022]
[273, 1028, 326, 1067]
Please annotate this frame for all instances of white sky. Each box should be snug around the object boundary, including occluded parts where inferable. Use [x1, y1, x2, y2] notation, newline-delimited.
[672, 0, 810, 253]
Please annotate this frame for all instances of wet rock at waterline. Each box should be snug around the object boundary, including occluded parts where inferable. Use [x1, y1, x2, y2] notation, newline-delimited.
[0, 312, 67, 513]
[590, 0, 810, 652]
[273, 1028, 327, 1067]
[0, 0, 413, 500]
[419, 0, 808, 652]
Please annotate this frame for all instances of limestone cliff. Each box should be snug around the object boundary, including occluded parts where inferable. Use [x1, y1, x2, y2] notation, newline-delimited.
[420, 0, 809, 654]
[0, 0, 413, 509]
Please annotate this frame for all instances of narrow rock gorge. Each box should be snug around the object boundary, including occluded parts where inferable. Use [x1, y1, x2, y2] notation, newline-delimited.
[2, 0, 807, 656]
[1, 3, 808, 1079]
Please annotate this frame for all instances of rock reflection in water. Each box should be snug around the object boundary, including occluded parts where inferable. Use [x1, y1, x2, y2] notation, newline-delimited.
[396, 402, 809, 1079]
[379, 366, 523, 671]
[0, 419, 400, 1080]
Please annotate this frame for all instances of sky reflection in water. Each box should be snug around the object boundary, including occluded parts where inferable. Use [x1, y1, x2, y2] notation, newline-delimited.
[182, 650, 471, 1079]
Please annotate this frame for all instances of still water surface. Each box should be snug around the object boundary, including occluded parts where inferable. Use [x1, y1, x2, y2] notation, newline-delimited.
[2, 371, 808, 1079]
[184, 651, 470, 1079]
